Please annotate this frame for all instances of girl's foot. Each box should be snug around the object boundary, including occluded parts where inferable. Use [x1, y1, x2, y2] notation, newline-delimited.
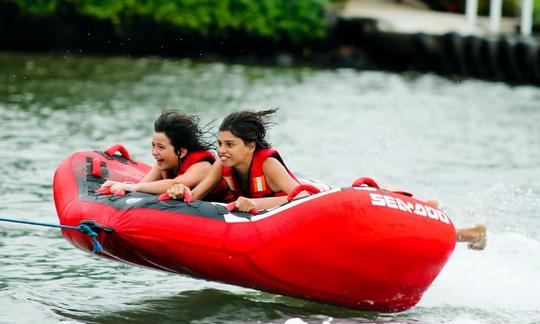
[458, 224, 487, 250]
[425, 199, 439, 208]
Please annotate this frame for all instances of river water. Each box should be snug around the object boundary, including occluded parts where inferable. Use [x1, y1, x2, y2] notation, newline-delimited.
[0, 52, 539, 323]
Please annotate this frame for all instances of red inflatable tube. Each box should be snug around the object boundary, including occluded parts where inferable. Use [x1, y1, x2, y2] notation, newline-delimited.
[54, 146, 457, 313]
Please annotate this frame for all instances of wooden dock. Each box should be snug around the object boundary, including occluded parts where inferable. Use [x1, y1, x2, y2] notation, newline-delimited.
[340, 0, 517, 35]
[332, 0, 539, 84]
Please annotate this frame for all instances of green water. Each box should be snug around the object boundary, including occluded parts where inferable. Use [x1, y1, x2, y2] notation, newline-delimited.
[1, 52, 539, 323]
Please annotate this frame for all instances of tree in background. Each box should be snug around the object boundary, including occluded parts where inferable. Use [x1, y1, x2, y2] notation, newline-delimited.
[4, 0, 330, 46]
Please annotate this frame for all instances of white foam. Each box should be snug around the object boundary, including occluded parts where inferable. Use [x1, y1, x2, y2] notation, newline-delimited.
[420, 231, 540, 312]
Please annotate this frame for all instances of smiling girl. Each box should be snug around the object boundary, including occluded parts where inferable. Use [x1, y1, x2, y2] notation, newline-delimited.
[102, 110, 219, 196]
[167, 108, 300, 212]
[165, 109, 487, 250]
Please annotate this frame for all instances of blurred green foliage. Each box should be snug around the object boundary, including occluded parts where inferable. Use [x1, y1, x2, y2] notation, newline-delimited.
[7, 0, 330, 43]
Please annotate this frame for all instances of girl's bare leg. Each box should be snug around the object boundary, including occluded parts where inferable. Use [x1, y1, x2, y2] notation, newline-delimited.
[457, 224, 487, 250]
[381, 186, 486, 250]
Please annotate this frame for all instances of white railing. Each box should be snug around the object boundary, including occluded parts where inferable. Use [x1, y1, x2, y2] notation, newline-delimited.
[520, 0, 533, 36]
[466, 0, 534, 36]
[489, 0, 502, 33]
[466, 0, 479, 28]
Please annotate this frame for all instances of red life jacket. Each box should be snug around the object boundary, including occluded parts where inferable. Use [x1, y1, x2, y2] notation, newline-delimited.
[161, 150, 215, 179]
[221, 148, 298, 199]
[161, 150, 230, 202]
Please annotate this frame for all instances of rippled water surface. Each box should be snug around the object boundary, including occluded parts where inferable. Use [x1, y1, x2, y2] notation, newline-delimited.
[1, 52, 539, 323]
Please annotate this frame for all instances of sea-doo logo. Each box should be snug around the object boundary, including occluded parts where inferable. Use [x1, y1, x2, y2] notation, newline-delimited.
[369, 193, 450, 224]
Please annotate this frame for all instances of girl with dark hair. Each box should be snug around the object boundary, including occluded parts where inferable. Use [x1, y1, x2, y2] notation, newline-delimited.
[167, 108, 487, 250]
[167, 108, 301, 211]
[101, 110, 218, 195]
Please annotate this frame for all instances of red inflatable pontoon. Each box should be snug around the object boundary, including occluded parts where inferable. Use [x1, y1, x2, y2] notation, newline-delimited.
[53, 145, 456, 312]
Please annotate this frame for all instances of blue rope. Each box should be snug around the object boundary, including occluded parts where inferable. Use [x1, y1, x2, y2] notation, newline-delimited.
[77, 223, 103, 254]
[0, 217, 103, 254]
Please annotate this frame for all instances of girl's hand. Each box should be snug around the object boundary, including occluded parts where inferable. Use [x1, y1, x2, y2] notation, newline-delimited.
[102, 180, 137, 193]
[101, 180, 117, 188]
[235, 197, 258, 213]
[167, 184, 190, 200]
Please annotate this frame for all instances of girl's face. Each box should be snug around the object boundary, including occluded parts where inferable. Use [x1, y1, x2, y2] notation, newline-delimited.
[217, 131, 255, 168]
[151, 132, 179, 171]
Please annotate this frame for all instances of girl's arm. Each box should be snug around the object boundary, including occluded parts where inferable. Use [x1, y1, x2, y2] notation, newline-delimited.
[103, 161, 212, 195]
[235, 157, 300, 211]
[168, 160, 223, 200]
[140, 164, 163, 183]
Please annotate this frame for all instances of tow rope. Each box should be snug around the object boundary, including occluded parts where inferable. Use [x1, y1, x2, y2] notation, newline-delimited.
[0, 218, 112, 253]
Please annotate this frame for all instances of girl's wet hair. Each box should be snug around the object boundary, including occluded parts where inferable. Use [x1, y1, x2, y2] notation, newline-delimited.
[154, 110, 213, 153]
[219, 108, 278, 149]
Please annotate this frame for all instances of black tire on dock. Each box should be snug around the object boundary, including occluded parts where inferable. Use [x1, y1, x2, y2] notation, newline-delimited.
[412, 32, 430, 70]
[514, 39, 540, 84]
[464, 35, 486, 78]
[497, 36, 523, 83]
[413, 32, 441, 72]
[441, 32, 467, 76]
[534, 43, 540, 84]
[433, 35, 447, 74]
[479, 37, 502, 80]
